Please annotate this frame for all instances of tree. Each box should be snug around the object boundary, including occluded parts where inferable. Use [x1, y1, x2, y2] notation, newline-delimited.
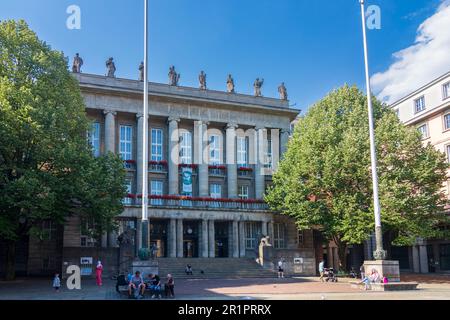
[266, 85, 449, 270]
[0, 20, 127, 280]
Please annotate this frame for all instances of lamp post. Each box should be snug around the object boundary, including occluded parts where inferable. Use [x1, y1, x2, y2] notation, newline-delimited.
[141, 0, 149, 252]
[359, 0, 386, 260]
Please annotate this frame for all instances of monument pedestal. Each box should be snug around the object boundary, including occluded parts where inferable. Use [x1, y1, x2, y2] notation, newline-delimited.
[363, 260, 400, 282]
[132, 260, 159, 278]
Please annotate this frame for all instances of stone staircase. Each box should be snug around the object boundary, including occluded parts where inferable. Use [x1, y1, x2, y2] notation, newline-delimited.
[154, 258, 277, 279]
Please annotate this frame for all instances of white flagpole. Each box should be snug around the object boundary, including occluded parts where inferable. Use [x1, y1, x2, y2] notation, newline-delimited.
[141, 0, 149, 249]
[359, 0, 385, 260]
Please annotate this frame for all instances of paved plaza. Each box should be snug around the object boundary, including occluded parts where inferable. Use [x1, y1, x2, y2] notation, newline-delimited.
[0, 274, 449, 300]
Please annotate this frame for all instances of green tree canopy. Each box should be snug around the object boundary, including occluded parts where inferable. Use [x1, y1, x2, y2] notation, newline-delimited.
[0, 20, 127, 280]
[266, 85, 449, 268]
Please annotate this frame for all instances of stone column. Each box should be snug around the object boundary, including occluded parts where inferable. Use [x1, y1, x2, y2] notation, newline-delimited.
[226, 123, 238, 198]
[201, 220, 209, 258]
[195, 121, 209, 197]
[136, 220, 142, 255]
[103, 110, 117, 153]
[169, 219, 177, 258]
[271, 129, 280, 171]
[136, 114, 145, 198]
[412, 245, 420, 273]
[419, 244, 429, 273]
[208, 220, 215, 258]
[232, 220, 239, 258]
[268, 221, 274, 245]
[176, 219, 183, 258]
[280, 129, 290, 159]
[255, 127, 266, 199]
[262, 221, 268, 237]
[168, 118, 180, 195]
[239, 221, 246, 258]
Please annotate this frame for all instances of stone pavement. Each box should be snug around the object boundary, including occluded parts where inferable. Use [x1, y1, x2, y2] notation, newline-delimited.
[0, 274, 449, 300]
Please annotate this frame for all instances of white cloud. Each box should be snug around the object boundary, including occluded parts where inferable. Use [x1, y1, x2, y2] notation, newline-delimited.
[371, 0, 450, 104]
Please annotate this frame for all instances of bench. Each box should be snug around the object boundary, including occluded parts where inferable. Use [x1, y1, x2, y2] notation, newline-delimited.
[350, 281, 419, 291]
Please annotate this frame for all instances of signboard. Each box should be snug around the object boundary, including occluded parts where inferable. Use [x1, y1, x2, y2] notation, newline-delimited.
[80, 257, 93, 265]
[182, 167, 193, 193]
[294, 257, 303, 265]
[80, 257, 93, 276]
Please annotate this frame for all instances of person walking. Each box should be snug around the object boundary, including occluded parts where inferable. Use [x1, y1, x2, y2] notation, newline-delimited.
[318, 259, 325, 282]
[52, 272, 61, 292]
[95, 260, 103, 286]
[359, 263, 365, 280]
[277, 258, 284, 278]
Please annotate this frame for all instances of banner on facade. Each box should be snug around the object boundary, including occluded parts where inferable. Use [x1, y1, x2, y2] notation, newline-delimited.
[182, 167, 193, 194]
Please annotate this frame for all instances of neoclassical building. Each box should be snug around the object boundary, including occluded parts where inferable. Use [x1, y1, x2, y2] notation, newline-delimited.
[55, 72, 318, 277]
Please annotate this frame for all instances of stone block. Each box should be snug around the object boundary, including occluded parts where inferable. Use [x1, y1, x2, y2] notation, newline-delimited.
[364, 260, 400, 282]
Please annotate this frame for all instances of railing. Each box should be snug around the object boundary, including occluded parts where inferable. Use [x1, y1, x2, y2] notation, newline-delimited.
[237, 166, 253, 177]
[134, 195, 269, 211]
[208, 165, 226, 176]
[149, 160, 168, 173]
[123, 160, 136, 170]
[178, 164, 198, 174]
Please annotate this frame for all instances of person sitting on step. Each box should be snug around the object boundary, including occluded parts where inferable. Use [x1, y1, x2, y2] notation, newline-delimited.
[185, 264, 193, 276]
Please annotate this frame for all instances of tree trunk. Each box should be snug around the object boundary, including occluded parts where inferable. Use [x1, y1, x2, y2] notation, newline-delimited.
[5, 241, 16, 281]
[337, 244, 348, 271]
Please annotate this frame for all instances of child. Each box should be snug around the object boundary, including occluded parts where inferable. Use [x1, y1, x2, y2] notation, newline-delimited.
[53, 273, 61, 292]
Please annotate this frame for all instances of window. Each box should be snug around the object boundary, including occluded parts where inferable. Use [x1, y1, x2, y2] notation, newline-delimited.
[265, 138, 273, 169]
[41, 220, 53, 241]
[150, 180, 163, 205]
[80, 219, 96, 247]
[446, 145, 450, 164]
[245, 222, 262, 249]
[237, 137, 248, 166]
[238, 185, 249, 200]
[151, 128, 163, 161]
[414, 96, 426, 113]
[298, 230, 305, 247]
[180, 131, 192, 164]
[444, 113, 450, 131]
[417, 123, 429, 139]
[443, 82, 450, 100]
[120, 125, 133, 160]
[123, 180, 132, 205]
[210, 184, 222, 198]
[88, 122, 101, 157]
[209, 135, 221, 165]
[273, 223, 286, 249]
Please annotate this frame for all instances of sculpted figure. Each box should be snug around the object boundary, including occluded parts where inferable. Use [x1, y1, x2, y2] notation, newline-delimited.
[72, 53, 83, 73]
[199, 71, 207, 90]
[226, 74, 235, 93]
[139, 62, 144, 81]
[168, 66, 180, 86]
[254, 78, 264, 97]
[106, 57, 116, 77]
[278, 82, 288, 100]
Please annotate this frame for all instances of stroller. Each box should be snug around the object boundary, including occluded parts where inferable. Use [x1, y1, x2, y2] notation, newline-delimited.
[324, 268, 338, 282]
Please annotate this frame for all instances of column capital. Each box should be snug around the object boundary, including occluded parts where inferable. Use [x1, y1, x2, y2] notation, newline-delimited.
[226, 123, 238, 130]
[168, 116, 180, 123]
[255, 125, 266, 131]
[136, 113, 147, 119]
[103, 109, 117, 116]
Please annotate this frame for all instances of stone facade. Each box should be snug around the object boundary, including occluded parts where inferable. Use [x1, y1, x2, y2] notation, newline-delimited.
[55, 72, 316, 276]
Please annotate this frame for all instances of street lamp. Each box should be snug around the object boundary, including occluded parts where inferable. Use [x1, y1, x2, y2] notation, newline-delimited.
[141, 0, 149, 251]
[359, 0, 386, 260]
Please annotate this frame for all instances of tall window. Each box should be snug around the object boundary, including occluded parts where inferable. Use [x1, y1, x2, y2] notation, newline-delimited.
[238, 185, 249, 200]
[123, 180, 132, 205]
[210, 184, 222, 198]
[446, 145, 450, 164]
[237, 137, 248, 166]
[88, 122, 101, 157]
[209, 135, 221, 165]
[265, 138, 273, 169]
[150, 180, 163, 205]
[444, 114, 450, 131]
[245, 222, 262, 249]
[180, 131, 192, 164]
[417, 123, 429, 139]
[443, 82, 450, 100]
[273, 223, 286, 249]
[120, 125, 133, 160]
[414, 96, 426, 113]
[151, 128, 163, 161]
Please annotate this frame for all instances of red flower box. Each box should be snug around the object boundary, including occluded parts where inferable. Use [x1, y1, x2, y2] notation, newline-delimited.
[149, 160, 168, 166]
[179, 163, 198, 169]
[238, 167, 253, 172]
[124, 160, 136, 164]
[208, 165, 227, 170]
[126, 194, 136, 199]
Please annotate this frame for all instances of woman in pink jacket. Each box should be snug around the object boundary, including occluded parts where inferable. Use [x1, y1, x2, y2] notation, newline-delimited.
[96, 261, 103, 286]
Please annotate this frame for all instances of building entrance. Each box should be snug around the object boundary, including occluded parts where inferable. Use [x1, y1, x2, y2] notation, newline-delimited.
[183, 221, 199, 258]
[150, 220, 168, 257]
[215, 222, 229, 258]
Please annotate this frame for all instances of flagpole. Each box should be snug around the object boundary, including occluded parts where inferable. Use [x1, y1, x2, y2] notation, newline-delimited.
[141, 0, 149, 250]
[359, 0, 385, 260]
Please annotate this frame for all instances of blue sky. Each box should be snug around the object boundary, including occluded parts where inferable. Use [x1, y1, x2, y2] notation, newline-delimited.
[1, 0, 448, 111]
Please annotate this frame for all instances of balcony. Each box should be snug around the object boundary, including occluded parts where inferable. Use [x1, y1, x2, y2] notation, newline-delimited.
[178, 163, 198, 175]
[134, 195, 269, 211]
[237, 165, 253, 177]
[123, 160, 136, 171]
[208, 165, 226, 176]
[149, 160, 168, 173]
[123, 194, 137, 206]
